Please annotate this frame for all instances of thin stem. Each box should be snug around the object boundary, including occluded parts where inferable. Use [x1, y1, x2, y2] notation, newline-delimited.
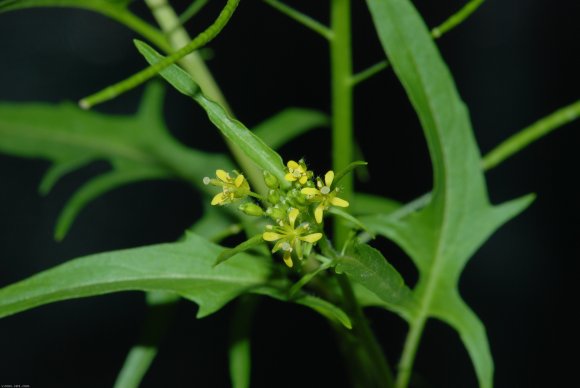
[318, 238, 393, 387]
[145, 0, 268, 194]
[431, 0, 484, 38]
[79, 0, 241, 109]
[330, 0, 354, 247]
[352, 0, 485, 86]
[178, 0, 210, 26]
[482, 99, 580, 171]
[394, 316, 427, 388]
[337, 275, 394, 388]
[350, 60, 389, 86]
[263, 0, 333, 40]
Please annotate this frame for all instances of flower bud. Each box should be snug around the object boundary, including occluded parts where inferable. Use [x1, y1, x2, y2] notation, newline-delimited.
[266, 206, 286, 221]
[263, 170, 279, 189]
[267, 189, 280, 204]
[238, 203, 264, 217]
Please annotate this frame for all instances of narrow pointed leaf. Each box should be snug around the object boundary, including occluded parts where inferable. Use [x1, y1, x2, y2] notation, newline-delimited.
[135, 40, 288, 186]
[365, 0, 535, 386]
[0, 233, 271, 319]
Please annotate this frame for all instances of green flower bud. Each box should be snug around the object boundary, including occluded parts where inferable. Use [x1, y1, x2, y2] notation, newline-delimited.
[267, 189, 281, 204]
[238, 203, 264, 217]
[263, 170, 279, 189]
[266, 206, 286, 221]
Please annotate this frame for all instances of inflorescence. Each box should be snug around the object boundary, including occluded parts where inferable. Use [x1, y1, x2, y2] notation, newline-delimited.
[203, 159, 349, 267]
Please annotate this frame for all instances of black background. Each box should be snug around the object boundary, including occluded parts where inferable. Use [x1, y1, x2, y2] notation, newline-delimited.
[0, 1, 578, 387]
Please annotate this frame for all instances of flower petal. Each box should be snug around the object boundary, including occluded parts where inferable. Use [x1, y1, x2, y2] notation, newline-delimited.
[287, 160, 299, 169]
[331, 197, 349, 207]
[216, 169, 229, 182]
[211, 192, 226, 205]
[283, 252, 293, 268]
[263, 232, 283, 241]
[285, 172, 297, 182]
[288, 208, 299, 226]
[315, 204, 324, 223]
[299, 175, 308, 185]
[234, 174, 245, 187]
[301, 188, 320, 196]
[300, 233, 323, 243]
[325, 170, 334, 187]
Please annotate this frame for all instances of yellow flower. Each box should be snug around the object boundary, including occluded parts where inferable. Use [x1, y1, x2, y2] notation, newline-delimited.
[203, 169, 250, 206]
[300, 170, 349, 223]
[284, 159, 313, 185]
[262, 208, 322, 267]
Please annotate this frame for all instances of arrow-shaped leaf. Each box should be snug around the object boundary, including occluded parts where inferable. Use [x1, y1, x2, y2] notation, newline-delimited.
[364, 0, 534, 387]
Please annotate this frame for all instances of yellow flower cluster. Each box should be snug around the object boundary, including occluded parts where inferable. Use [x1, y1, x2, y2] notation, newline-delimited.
[203, 159, 351, 268]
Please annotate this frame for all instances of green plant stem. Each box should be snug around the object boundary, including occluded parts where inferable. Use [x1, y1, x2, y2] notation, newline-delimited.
[145, 0, 268, 194]
[337, 274, 394, 388]
[330, 0, 354, 247]
[395, 316, 427, 388]
[318, 238, 393, 387]
[80, 0, 240, 109]
[431, 0, 484, 38]
[263, 0, 333, 40]
[482, 99, 580, 170]
[352, 0, 484, 86]
[178, 0, 210, 26]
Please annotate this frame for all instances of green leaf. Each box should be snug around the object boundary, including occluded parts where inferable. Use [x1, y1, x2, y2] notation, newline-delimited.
[252, 108, 329, 150]
[328, 207, 374, 237]
[135, 40, 289, 187]
[214, 234, 264, 267]
[257, 287, 352, 330]
[365, 0, 534, 386]
[0, 0, 131, 14]
[351, 193, 401, 216]
[336, 243, 416, 320]
[0, 83, 231, 239]
[0, 232, 271, 319]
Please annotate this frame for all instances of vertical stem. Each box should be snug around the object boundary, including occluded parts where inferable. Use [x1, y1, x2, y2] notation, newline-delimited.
[144, 0, 267, 194]
[395, 316, 427, 388]
[330, 0, 354, 247]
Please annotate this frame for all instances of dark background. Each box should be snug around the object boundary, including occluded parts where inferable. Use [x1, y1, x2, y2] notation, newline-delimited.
[0, 1, 578, 387]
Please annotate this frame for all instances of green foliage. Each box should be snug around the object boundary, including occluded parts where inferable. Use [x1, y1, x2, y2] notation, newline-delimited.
[0, 0, 577, 387]
[336, 243, 416, 320]
[0, 83, 230, 239]
[365, 0, 534, 386]
[0, 232, 272, 319]
[135, 40, 289, 187]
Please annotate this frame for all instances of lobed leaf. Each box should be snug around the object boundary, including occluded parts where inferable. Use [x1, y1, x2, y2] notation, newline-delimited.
[0, 232, 271, 319]
[0, 83, 230, 239]
[365, 0, 534, 386]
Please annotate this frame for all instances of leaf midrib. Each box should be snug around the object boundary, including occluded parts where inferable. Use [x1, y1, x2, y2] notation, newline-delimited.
[383, 0, 455, 323]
